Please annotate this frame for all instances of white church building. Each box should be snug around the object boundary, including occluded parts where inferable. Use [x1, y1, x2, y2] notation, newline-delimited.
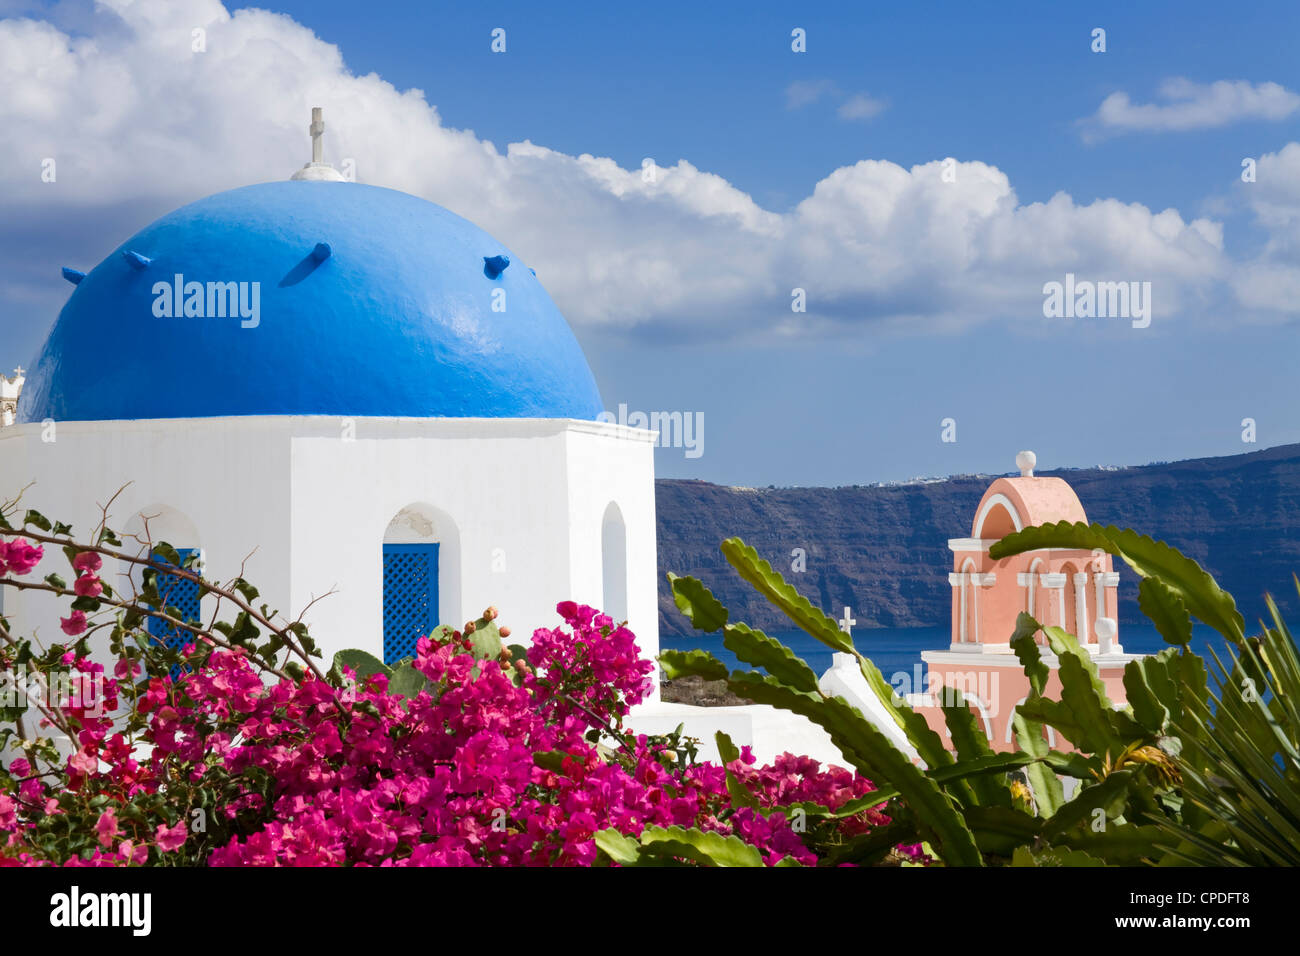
[0, 111, 661, 688]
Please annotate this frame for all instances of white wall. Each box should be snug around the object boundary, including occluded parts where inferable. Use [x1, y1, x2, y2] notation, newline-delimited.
[0, 416, 659, 674]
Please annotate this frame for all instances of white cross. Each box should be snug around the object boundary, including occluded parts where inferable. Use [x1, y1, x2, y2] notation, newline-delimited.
[838, 606, 856, 636]
[309, 107, 325, 164]
[13, 367, 24, 376]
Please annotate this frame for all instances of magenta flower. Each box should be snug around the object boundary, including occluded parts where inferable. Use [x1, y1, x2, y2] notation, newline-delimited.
[73, 574, 103, 598]
[95, 808, 118, 848]
[155, 821, 188, 852]
[0, 538, 43, 576]
[60, 610, 88, 636]
[72, 551, 103, 574]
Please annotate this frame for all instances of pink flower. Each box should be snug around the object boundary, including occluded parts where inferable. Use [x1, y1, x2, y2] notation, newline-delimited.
[155, 820, 187, 853]
[95, 808, 118, 848]
[67, 748, 98, 776]
[72, 551, 102, 574]
[0, 539, 43, 576]
[73, 575, 102, 598]
[0, 793, 17, 830]
[113, 657, 141, 680]
[60, 610, 88, 636]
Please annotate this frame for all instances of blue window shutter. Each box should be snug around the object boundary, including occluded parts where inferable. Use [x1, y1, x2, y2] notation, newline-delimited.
[382, 543, 439, 664]
[146, 549, 202, 674]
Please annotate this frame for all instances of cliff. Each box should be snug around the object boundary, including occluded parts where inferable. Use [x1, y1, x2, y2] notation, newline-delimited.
[656, 443, 1300, 637]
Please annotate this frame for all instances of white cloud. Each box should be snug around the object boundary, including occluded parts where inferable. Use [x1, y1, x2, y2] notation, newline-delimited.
[785, 79, 837, 110]
[0, 1, 1266, 351]
[1084, 78, 1300, 137]
[1226, 143, 1300, 316]
[837, 93, 887, 121]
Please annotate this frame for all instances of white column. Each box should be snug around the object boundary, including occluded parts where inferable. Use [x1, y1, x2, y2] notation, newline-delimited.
[971, 573, 996, 644]
[1016, 572, 1035, 616]
[1093, 570, 1120, 626]
[1040, 573, 1067, 628]
[1073, 572, 1090, 644]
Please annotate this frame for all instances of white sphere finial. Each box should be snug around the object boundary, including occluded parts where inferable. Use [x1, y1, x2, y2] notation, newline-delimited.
[1016, 450, 1036, 477]
[1094, 617, 1117, 654]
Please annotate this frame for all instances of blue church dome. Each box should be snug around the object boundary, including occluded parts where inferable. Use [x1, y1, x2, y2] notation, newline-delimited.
[22, 181, 604, 422]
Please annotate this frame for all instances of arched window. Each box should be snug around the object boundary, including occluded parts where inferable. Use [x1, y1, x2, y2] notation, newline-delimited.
[601, 502, 627, 623]
[382, 504, 458, 664]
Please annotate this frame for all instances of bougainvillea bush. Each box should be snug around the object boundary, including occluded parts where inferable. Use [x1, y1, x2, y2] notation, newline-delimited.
[0, 505, 900, 867]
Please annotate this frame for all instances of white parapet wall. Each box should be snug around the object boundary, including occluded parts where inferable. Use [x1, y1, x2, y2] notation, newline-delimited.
[0, 415, 659, 674]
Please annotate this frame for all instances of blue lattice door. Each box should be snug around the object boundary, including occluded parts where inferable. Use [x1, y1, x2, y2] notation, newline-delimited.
[146, 548, 202, 654]
[383, 543, 439, 664]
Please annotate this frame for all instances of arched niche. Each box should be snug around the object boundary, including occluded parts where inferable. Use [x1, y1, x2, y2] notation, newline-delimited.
[959, 556, 978, 643]
[601, 501, 628, 623]
[1060, 560, 1080, 641]
[382, 503, 460, 663]
[975, 496, 1022, 540]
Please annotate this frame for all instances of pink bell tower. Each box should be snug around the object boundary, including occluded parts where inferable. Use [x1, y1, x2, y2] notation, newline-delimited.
[916, 451, 1137, 752]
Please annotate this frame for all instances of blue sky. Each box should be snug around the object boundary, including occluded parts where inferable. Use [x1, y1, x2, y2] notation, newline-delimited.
[3, 0, 1300, 484]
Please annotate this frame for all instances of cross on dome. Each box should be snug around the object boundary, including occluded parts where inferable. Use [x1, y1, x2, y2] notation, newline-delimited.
[290, 107, 347, 183]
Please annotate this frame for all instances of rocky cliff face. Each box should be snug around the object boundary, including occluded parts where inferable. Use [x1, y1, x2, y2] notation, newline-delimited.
[656, 443, 1300, 637]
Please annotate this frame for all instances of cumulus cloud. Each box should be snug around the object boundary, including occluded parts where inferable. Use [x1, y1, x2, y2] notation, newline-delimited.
[1083, 78, 1300, 138]
[0, 1, 1268, 355]
[1225, 143, 1300, 316]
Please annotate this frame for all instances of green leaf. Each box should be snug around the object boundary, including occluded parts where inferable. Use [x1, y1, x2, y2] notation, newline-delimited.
[151, 542, 181, 568]
[990, 522, 1244, 642]
[1017, 697, 1083, 746]
[1054, 824, 1169, 866]
[722, 670, 982, 865]
[1123, 648, 1179, 733]
[632, 825, 765, 867]
[668, 574, 729, 632]
[332, 648, 390, 683]
[1011, 845, 1107, 867]
[1043, 770, 1138, 839]
[826, 819, 919, 866]
[721, 622, 819, 693]
[715, 731, 759, 809]
[1138, 576, 1193, 647]
[658, 648, 729, 682]
[593, 828, 643, 866]
[466, 620, 502, 660]
[718, 538, 853, 653]
[941, 689, 1011, 807]
[1010, 613, 1049, 696]
[22, 510, 51, 532]
[1015, 715, 1066, 817]
[387, 662, 430, 699]
[1057, 653, 1122, 756]
[963, 805, 1043, 857]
